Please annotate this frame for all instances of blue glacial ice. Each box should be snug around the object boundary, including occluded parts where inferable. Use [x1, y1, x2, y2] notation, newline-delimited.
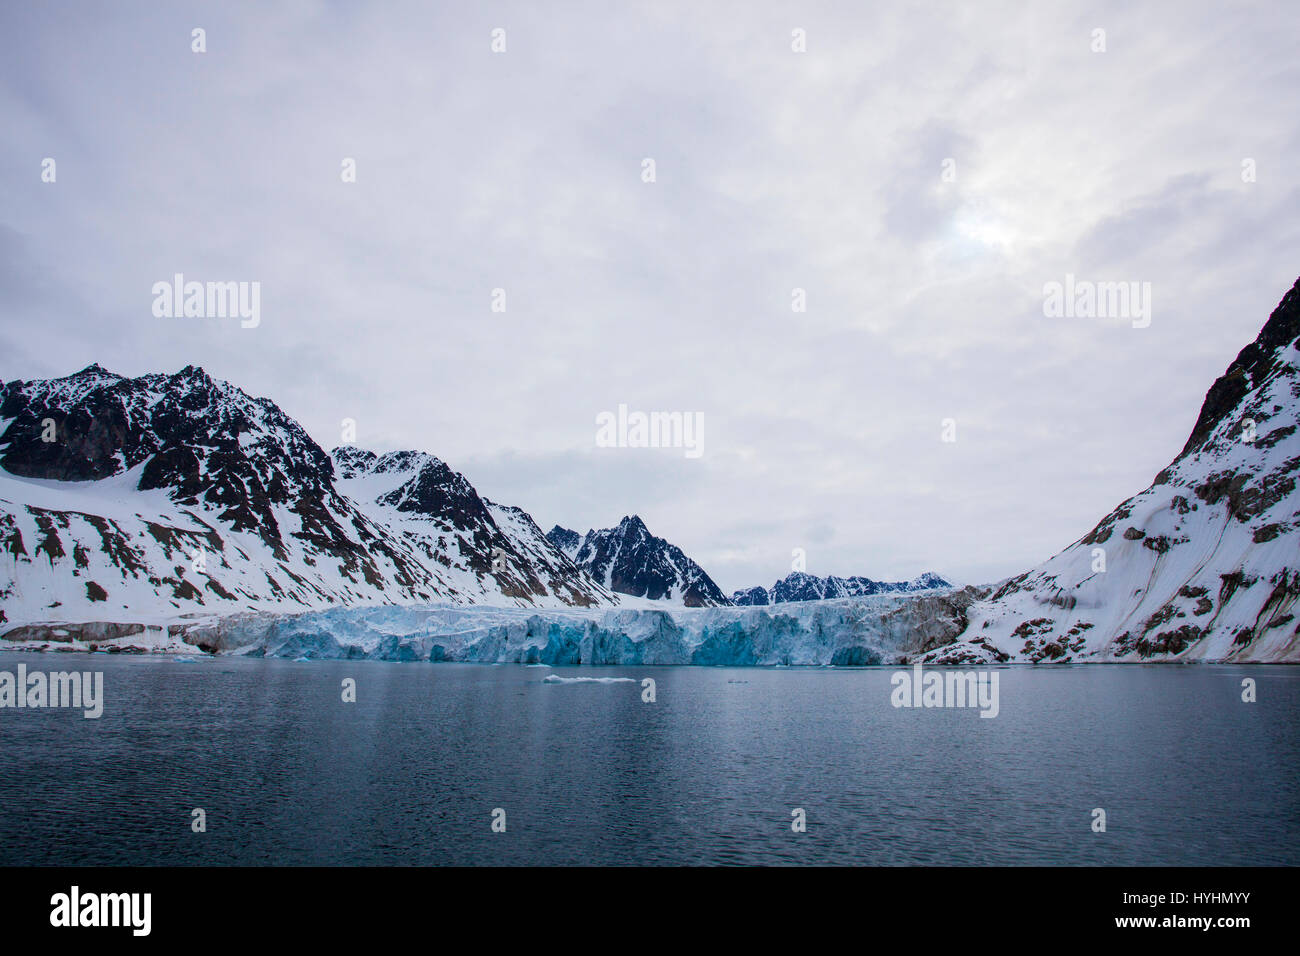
[180, 588, 976, 666]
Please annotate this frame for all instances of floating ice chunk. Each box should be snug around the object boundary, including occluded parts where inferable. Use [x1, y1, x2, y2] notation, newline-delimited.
[542, 675, 636, 684]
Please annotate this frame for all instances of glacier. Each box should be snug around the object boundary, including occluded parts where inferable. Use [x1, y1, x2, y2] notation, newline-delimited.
[41, 587, 978, 665]
[4, 578, 1295, 663]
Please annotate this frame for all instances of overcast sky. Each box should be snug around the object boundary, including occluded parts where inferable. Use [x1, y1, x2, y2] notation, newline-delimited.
[2, 1, 1298, 594]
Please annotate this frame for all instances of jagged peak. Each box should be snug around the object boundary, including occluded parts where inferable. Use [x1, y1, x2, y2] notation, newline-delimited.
[910, 571, 950, 587]
[330, 446, 378, 477]
[331, 445, 375, 460]
[1181, 274, 1300, 456]
[546, 525, 583, 553]
[329, 446, 448, 477]
[617, 514, 650, 534]
[32, 363, 123, 388]
[70, 362, 120, 378]
[7, 363, 124, 404]
[173, 364, 213, 382]
[780, 570, 818, 583]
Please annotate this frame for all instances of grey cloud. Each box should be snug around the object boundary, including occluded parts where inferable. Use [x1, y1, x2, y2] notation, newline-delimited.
[2, 0, 1297, 594]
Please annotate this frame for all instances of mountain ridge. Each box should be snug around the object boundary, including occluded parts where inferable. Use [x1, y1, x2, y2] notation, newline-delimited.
[732, 570, 952, 605]
[0, 365, 618, 627]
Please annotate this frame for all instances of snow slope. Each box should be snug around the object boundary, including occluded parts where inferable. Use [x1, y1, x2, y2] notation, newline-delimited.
[945, 276, 1300, 664]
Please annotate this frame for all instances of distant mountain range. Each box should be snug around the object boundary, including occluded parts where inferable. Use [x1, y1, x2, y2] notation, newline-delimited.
[732, 571, 951, 605]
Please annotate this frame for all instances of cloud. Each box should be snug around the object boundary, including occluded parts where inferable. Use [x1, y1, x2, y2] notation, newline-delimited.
[1, 0, 1297, 594]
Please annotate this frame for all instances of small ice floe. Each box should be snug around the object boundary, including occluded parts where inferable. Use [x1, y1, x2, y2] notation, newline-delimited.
[726, 679, 749, 684]
[171, 656, 198, 663]
[542, 675, 636, 684]
[293, 656, 312, 662]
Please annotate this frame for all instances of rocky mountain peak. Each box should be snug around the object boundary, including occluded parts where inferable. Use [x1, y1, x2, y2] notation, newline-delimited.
[1181, 275, 1300, 457]
[547, 525, 582, 556]
[547, 516, 729, 606]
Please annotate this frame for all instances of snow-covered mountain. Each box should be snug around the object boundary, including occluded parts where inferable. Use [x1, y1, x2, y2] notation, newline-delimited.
[546, 515, 730, 607]
[733, 571, 951, 605]
[0, 365, 614, 631]
[330, 446, 615, 608]
[937, 275, 1300, 664]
